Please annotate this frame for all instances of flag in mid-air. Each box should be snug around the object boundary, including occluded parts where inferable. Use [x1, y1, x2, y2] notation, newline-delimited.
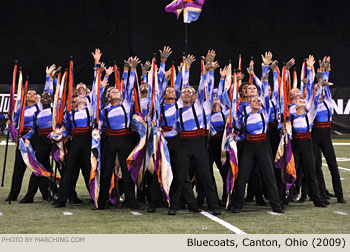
[165, 0, 205, 23]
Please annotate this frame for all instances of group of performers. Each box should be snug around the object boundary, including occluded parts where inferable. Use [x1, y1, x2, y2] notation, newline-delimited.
[3, 47, 346, 216]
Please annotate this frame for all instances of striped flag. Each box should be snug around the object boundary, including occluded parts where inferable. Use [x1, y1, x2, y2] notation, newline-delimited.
[165, 0, 205, 23]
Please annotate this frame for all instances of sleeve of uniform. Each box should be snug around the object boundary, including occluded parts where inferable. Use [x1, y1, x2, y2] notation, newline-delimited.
[126, 70, 136, 103]
[174, 71, 182, 99]
[44, 76, 54, 96]
[90, 67, 98, 110]
[253, 76, 263, 96]
[322, 71, 330, 82]
[308, 84, 322, 123]
[217, 78, 225, 102]
[182, 70, 190, 88]
[158, 62, 166, 85]
[61, 113, 70, 138]
[323, 85, 333, 111]
[207, 71, 215, 104]
[272, 71, 279, 105]
[122, 71, 129, 100]
[261, 79, 270, 121]
[98, 108, 105, 132]
[142, 73, 147, 83]
[305, 69, 314, 108]
[197, 73, 207, 106]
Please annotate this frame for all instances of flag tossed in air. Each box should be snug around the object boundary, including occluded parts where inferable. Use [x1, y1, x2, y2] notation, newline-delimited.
[165, 0, 205, 23]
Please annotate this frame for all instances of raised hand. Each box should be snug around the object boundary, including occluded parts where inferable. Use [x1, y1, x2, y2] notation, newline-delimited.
[51, 66, 62, 78]
[237, 72, 245, 81]
[324, 56, 331, 72]
[203, 50, 216, 63]
[177, 62, 184, 72]
[100, 77, 108, 88]
[306, 55, 315, 69]
[100, 62, 106, 73]
[210, 61, 220, 71]
[164, 68, 172, 80]
[220, 66, 228, 78]
[261, 51, 273, 66]
[286, 58, 295, 70]
[316, 69, 323, 82]
[246, 60, 255, 75]
[141, 61, 151, 74]
[46, 64, 56, 77]
[185, 54, 196, 69]
[91, 48, 102, 64]
[270, 60, 278, 72]
[159, 46, 172, 63]
[123, 59, 131, 71]
[105, 66, 114, 76]
[128, 56, 141, 69]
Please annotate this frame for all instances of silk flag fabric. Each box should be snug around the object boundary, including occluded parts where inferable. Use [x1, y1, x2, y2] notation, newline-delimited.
[165, 0, 205, 23]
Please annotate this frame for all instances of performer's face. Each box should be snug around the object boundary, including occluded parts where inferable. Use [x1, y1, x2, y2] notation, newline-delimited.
[76, 95, 87, 108]
[241, 84, 249, 97]
[247, 84, 258, 97]
[250, 96, 261, 110]
[296, 99, 306, 114]
[268, 85, 272, 98]
[71, 97, 78, 110]
[76, 83, 86, 95]
[110, 88, 122, 103]
[41, 92, 51, 105]
[181, 87, 193, 103]
[164, 87, 176, 100]
[212, 97, 221, 112]
[290, 88, 301, 103]
[27, 90, 37, 103]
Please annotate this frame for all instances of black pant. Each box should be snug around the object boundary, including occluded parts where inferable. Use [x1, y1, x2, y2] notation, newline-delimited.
[312, 127, 343, 198]
[292, 138, 322, 204]
[22, 134, 52, 201]
[98, 134, 135, 208]
[56, 134, 91, 205]
[7, 132, 38, 200]
[233, 140, 281, 211]
[170, 136, 219, 210]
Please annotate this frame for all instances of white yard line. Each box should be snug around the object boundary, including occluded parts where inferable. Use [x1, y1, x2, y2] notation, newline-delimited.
[322, 163, 350, 172]
[130, 211, 142, 216]
[63, 212, 73, 216]
[0, 141, 15, 145]
[0, 212, 2, 216]
[333, 143, 350, 146]
[267, 211, 282, 216]
[322, 157, 350, 162]
[334, 211, 348, 216]
[200, 211, 246, 234]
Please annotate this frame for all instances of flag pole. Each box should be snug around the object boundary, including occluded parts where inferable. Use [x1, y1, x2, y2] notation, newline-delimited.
[185, 23, 188, 55]
[2, 60, 18, 187]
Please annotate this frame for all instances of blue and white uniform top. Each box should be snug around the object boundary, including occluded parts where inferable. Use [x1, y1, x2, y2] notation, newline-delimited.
[98, 70, 135, 133]
[315, 72, 332, 123]
[209, 76, 227, 136]
[165, 73, 210, 138]
[236, 78, 270, 140]
[269, 71, 280, 124]
[291, 85, 322, 135]
[23, 107, 53, 139]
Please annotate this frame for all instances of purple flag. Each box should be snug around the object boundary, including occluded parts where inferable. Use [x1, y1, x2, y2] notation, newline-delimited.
[165, 0, 205, 23]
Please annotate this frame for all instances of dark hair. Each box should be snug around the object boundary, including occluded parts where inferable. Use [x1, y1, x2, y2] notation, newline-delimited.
[238, 82, 249, 93]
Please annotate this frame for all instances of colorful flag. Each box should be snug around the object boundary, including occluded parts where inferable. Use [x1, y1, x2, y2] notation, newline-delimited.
[165, 0, 205, 23]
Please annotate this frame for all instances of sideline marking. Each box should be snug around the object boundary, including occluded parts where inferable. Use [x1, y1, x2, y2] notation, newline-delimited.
[63, 212, 73, 216]
[267, 211, 282, 216]
[323, 157, 350, 162]
[131, 211, 142, 216]
[0, 141, 15, 145]
[333, 143, 350, 146]
[322, 163, 350, 172]
[334, 211, 348, 216]
[200, 211, 246, 234]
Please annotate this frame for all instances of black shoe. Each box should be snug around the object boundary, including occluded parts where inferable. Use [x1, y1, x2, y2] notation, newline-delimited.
[245, 197, 253, 203]
[211, 208, 221, 215]
[272, 208, 285, 213]
[231, 207, 242, 213]
[70, 197, 84, 204]
[92, 206, 105, 210]
[314, 201, 327, 208]
[322, 198, 330, 205]
[19, 198, 33, 204]
[256, 200, 267, 206]
[5, 196, 17, 202]
[337, 197, 346, 204]
[147, 205, 156, 213]
[168, 209, 176, 215]
[325, 190, 335, 198]
[130, 203, 145, 210]
[196, 197, 204, 208]
[188, 203, 202, 213]
[54, 202, 66, 208]
[297, 197, 306, 203]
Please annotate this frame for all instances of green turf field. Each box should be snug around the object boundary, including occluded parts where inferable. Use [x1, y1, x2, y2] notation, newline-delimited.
[0, 139, 349, 234]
